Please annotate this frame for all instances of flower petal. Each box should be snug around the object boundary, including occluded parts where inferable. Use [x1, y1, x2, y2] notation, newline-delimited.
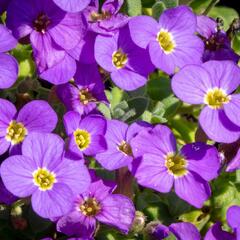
[0, 98, 16, 137]
[224, 94, 240, 127]
[53, 0, 91, 12]
[169, 222, 201, 240]
[128, 16, 158, 49]
[95, 34, 117, 72]
[79, 115, 106, 136]
[181, 142, 220, 181]
[204, 222, 235, 240]
[197, 15, 217, 39]
[22, 133, 64, 170]
[57, 211, 95, 237]
[199, 107, 240, 143]
[111, 68, 148, 91]
[171, 64, 211, 104]
[131, 124, 176, 158]
[203, 60, 240, 94]
[0, 25, 17, 52]
[40, 53, 77, 85]
[0, 137, 10, 155]
[174, 171, 211, 208]
[0, 53, 18, 89]
[54, 158, 90, 196]
[159, 6, 196, 35]
[96, 147, 132, 170]
[226, 147, 240, 172]
[0, 155, 37, 197]
[227, 205, 240, 231]
[133, 153, 174, 193]
[96, 194, 135, 234]
[63, 111, 82, 135]
[49, 12, 87, 50]
[31, 183, 73, 218]
[17, 100, 57, 133]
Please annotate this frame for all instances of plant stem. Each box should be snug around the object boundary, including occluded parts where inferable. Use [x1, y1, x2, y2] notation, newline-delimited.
[203, 0, 220, 15]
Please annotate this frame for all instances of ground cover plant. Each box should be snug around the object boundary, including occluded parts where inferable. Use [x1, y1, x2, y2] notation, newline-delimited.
[0, 0, 240, 239]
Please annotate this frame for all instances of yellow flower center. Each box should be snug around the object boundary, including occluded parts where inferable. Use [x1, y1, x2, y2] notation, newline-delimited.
[79, 89, 97, 105]
[5, 121, 27, 145]
[118, 141, 133, 156]
[157, 29, 176, 54]
[204, 88, 230, 109]
[79, 198, 101, 216]
[112, 49, 128, 69]
[90, 10, 111, 22]
[33, 168, 56, 191]
[165, 153, 187, 177]
[74, 129, 91, 150]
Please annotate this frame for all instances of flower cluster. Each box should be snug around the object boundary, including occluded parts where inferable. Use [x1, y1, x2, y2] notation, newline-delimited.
[0, 0, 240, 239]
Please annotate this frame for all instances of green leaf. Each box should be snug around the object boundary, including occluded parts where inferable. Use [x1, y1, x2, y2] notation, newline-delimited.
[127, 97, 149, 122]
[209, 7, 239, 31]
[162, 95, 181, 118]
[233, 33, 240, 55]
[160, 0, 178, 8]
[190, 0, 211, 14]
[152, 2, 166, 20]
[98, 103, 111, 119]
[147, 74, 172, 101]
[126, 0, 142, 16]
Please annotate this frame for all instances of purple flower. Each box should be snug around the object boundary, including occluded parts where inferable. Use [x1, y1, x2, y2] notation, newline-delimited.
[128, 6, 204, 75]
[0, 133, 91, 218]
[84, 0, 128, 35]
[95, 120, 151, 171]
[95, 25, 155, 91]
[57, 63, 107, 115]
[7, 0, 87, 84]
[172, 60, 240, 143]
[205, 205, 240, 240]
[197, 15, 239, 63]
[226, 147, 240, 172]
[63, 112, 107, 158]
[56, 178, 135, 237]
[0, 177, 17, 205]
[148, 222, 201, 240]
[0, 24, 18, 89]
[52, 0, 90, 12]
[0, 99, 57, 155]
[131, 124, 220, 208]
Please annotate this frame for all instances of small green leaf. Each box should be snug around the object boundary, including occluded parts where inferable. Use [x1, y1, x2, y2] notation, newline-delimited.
[98, 103, 111, 119]
[127, 97, 149, 122]
[147, 74, 172, 101]
[126, 0, 142, 16]
[209, 7, 239, 30]
[152, 2, 166, 20]
[160, 0, 178, 8]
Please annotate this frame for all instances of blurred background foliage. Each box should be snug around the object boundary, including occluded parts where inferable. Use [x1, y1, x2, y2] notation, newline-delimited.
[0, 0, 240, 239]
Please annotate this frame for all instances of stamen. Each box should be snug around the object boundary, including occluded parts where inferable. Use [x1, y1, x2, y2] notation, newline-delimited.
[118, 141, 133, 156]
[204, 88, 230, 109]
[33, 13, 51, 34]
[165, 153, 187, 177]
[157, 29, 176, 54]
[5, 121, 27, 145]
[79, 198, 101, 216]
[33, 168, 56, 191]
[74, 129, 91, 150]
[112, 49, 128, 69]
[79, 89, 97, 105]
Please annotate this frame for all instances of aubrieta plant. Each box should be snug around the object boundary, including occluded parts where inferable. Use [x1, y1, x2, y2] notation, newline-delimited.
[0, 0, 240, 239]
